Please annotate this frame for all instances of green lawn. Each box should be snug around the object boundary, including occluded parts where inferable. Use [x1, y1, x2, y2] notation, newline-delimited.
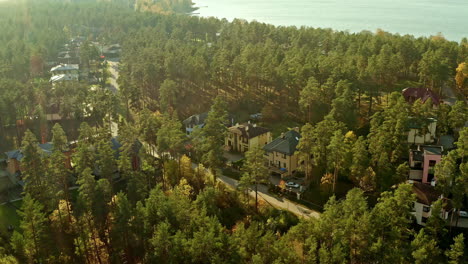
[0, 201, 21, 235]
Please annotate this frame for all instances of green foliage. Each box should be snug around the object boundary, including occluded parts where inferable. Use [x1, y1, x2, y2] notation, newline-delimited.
[446, 233, 465, 264]
[411, 229, 441, 264]
[193, 96, 228, 179]
[1, 1, 467, 262]
[12, 194, 47, 263]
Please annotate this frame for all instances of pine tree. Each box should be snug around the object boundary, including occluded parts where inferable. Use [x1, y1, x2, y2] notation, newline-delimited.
[11, 194, 47, 263]
[97, 136, 117, 187]
[424, 199, 447, 241]
[299, 77, 320, 122]
[350, 136, 369, 184]
[370, 184, 415, 262]
[20, 130, 47, 205]
[296, 123, 314, 183]
[49, 123, 73, 224]
[446, 233, 465, 264]
[448, 101, 467, 133]
[194, 96, 228, 182]
[240, 146, 269, 211]
[73, 123, 97, 174]
[327, 130, 347, 193]
[411, 229, 441, 264]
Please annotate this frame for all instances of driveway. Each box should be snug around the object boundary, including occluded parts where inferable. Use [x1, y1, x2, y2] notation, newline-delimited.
[217, 174, 319, 219]
[107, 60, 120, 137]
[107, 60, 119, 94]
[223, 151, 244, 163]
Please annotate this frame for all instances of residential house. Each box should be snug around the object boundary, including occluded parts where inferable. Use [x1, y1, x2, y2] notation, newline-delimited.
[50, 64, 79, 83]
[409, 145, 442, 184]
[101, 44, 121, 58]
[402, 87, 440, 106]
[0, 159, 15, 192]
[225, 123, 271, 153]
[57, 50, 79, 64]
[4, 142, 73, 176]
[110, 137, 142, 171]
[410, 181, 448, 225]
[263, 128, 301, 177]
[182, 113, 208, 135]
[407, 118, 437, 145]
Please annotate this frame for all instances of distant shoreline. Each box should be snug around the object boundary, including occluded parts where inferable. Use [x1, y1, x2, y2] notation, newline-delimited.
[191, 0, 466, 42]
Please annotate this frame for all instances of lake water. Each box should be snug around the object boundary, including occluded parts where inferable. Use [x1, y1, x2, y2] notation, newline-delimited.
[193, 0, 467, 41]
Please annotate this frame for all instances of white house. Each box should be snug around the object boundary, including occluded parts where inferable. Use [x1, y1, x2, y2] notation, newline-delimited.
[410, 181, 449, 225]
[407, 118, 437, 145]
[50, 64, 79, 83]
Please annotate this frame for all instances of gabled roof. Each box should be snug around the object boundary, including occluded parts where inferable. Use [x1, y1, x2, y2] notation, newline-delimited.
[410, 145, 442, 161]
[228, 123, 270, 139]
[412, 182, 441, 205]
[5, 142, 54, 161]
[50, 74, 78, 83]
[183, 112, 208, 127]
[264, 130, 301, 156]
[423, 146, 442, 156]
[402, 87, 440, 105]
[50, 64, 79, 72]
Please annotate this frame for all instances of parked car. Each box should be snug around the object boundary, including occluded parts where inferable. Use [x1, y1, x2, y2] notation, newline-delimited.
[249, 113, 263, 120]
[285, 182, 299, 188]
[459, 210, 468, 218]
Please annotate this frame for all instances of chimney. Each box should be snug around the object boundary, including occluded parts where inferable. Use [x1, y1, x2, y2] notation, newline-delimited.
[281, 132, 285, 139]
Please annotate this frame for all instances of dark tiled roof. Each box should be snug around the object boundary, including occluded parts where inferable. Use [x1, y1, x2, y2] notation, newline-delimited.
[183, 112, 208, 127]
[229, 123, 270, 139]
[5, 142, 54, 161]
[439, 135, 455, 150]
[264, 130, 301, 156]
[423, 146, 442, 156]
[412, 182, 441, 205]
[5, 150, 22, 161]
[402, 87, 440, 105]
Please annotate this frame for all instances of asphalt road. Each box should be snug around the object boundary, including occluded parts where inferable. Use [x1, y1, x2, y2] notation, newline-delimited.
[107, 60, 119, 137]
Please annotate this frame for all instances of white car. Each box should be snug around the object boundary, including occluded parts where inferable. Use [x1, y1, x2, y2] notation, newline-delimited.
[285, 182, 300, 188]
[459, 211, 468, 218]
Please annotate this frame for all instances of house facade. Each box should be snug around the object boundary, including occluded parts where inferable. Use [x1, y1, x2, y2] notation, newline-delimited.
[225, 123, 271, 153]
[409, 145, 442, 184]
[263, 129, 301, 177]
[182, 113, 208, 135]
[50, 64, 79, 83]
[5, 143, 73, 176]
[407, 118, 437, 145]
[410, 181, 448, 225]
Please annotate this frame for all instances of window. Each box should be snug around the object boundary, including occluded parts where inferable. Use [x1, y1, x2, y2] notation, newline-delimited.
[282, 154, 286, 159]
[423, 206, 430, 213]
[283, 163, 286, 168]
[422, 217, 428, 223]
